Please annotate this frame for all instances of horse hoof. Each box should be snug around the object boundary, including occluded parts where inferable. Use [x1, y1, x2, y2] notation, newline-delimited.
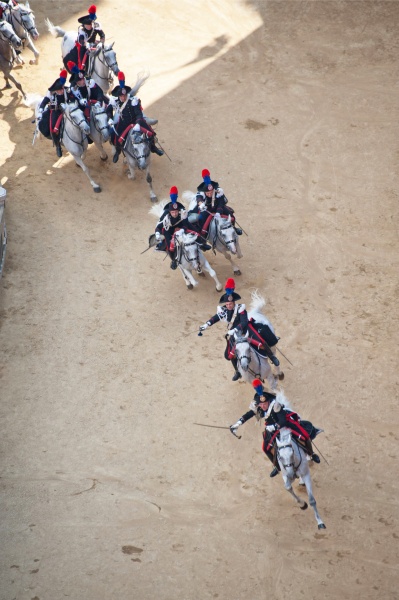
[278, 373, 285, 380]
[150, 196, 158, 203]
[234, 270, 241, 276]
[93, 186, 101, 193]
[29, 60, 35, 65]
[187, 284, 193, 290]
[318, 523, 326, 529]
[300, 502, 308, 511]
[100, 155, 108, 161]
[216, 284, 223, 292]
[198, 271, 205, 278]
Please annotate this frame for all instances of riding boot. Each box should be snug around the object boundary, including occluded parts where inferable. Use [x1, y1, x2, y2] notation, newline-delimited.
[169, 249, 177, 270]
[231, 357, 241, 381]
[263, 343, 280, 367]
[56, 144, 62, 158]
[197, 235, 211, 252]
[150, 140, 164, 156]
[234, 226, 243, 235]
[113, 146, 121, 163]
[265, 449, 280, 477]
[305, 438, 320, 463]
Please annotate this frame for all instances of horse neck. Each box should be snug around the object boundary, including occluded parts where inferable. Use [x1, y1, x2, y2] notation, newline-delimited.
[93, 50, 108, 78]
[0, 38, 12, 61]
[9, 9, 26, 40]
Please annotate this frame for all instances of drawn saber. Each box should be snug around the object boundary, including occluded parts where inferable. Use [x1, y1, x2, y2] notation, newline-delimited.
[275, 346, 294, 367]
[193, 422, 241, 439]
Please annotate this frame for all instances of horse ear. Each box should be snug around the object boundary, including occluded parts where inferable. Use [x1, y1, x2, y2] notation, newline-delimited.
[26, 1, 31, 8]
[110, 41, 115, 48]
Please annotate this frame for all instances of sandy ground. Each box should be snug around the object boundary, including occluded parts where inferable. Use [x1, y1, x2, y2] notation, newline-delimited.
[1, 1, 399, 599]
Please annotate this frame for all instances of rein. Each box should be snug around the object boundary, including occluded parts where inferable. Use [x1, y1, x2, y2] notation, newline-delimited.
[9, 7, 36, 38]
[277, 434, 303, 471]
[63, 107, 88, 149]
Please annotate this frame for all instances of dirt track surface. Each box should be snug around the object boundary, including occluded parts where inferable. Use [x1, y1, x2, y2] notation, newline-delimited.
[1, 1, 398, 599]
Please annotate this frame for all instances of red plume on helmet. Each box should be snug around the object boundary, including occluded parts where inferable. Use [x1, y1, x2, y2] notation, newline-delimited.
[202, 169, 211, 186]
[117, 71, 125, 88]
[225, 278, 235, 291]
[67, 61, 79, 74]
[88, 5, 97, 19]
[169, 186, 178, 203]
[59, 69, 67, 84]
[252, 379, 263, 389]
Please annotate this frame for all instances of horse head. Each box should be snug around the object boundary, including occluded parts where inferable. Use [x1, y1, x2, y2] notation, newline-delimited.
[16, 3, 39, 40]
[215, 213, 237, 254]
[128, 130, 151, 170]
[234, 333, 251, 371]
[91, 102, 110, 142]
[63, 101, 90, 135]
[176, 230, 200, 270]
[276, 427, 296, 477]
[103, 42, 119, 75]
[0, 20, 22, 48]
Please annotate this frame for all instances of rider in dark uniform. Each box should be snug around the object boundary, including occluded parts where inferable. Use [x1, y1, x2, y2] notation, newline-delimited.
[230, 379, 322, 477]
[67, 61, 111, 117]
[108, 72, 164, 163]
[38, 69, 69, 158]
[77, 4, 105, 46]
[199, 278, 249, 381]
[155, 187, 189, 269]
[196, 168, 242, 236]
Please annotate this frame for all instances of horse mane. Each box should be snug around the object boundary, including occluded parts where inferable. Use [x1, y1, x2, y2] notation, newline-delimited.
[148, 199, 168, 219]
[129, 71, 150, 97]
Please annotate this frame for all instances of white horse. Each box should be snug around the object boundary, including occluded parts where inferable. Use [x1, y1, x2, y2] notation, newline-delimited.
[233, 333, 277, 389]
[248, 290, 284, 380]
[45, 19, 119, 93]
[149, 201, 223, 291]
[88, 101, 111, 161]
[173, 229, 223, 291]
[0, 24, 24, 96]
[25, 94, 102, 193]
[185, 191, 243, 274]
[122, 130, 157, 202]
[276, 427, 326, 529]
[4, 1, 39, 64]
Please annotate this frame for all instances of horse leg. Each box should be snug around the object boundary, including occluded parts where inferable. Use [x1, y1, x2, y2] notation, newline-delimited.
[72, 154, 101, 193]
[236, 238, 243, 259]
[25, 38, 40, 64]
[92, 133, 108, 161]
[301, 472, 326, 529]
[179, 266, 197, 290]
[201, 257, 222, 291]
[126, 157, 136, 180]
[4, 71, 25, 97]
[145, 166, 157, 202]
[220, 246, 241, 276]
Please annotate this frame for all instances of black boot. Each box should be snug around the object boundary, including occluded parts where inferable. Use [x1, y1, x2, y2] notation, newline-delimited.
[270, 467, 279, 477]
[312, 454, 320, 464]
[150, 143, 164, 156]
[270, 354, 280, 367]
[56, 144, 62, 158]
[170, 260, 178, 270]
[113, 147, 121, 163]
[232, 371, 242, 381]
[235, 227, 243, 235]
[200, 243, 212, 252]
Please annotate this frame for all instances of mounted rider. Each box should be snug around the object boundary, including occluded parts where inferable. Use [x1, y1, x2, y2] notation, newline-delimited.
[230, 379, 322, 477]
[0, 1, 14, 20]
[154, 187, 209, 269]
[108, 72, 164, 163]
[37, 69, 69, 158]
[77, 4, 105, 47]
[199, 278, 249, 381]
[67, 60, 112, 115]
[196, 169, 242, 237]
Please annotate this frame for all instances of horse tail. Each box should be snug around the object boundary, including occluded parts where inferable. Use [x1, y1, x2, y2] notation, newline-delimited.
[129, 71, 150, 97]
[24, 92, 42, 112]
[250, 289, 266, 313]
[45, 18, 65, 38]
[275, 390, 292, 411]
[148, 199, 168, 219]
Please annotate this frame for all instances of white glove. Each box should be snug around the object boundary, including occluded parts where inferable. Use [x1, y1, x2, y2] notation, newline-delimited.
[133, 123, 141, 132]
[108, 118, 114, 127]
[266, 424, 277, 433]
[79, 98, 87, 107]
[216, 187, 224, 197]
[131, 96, 139, 106]
[155, 231, 161, 240]
[226, 328, 237, 337]
[199, 322, 210, 331]
[230, 420, 243, 432]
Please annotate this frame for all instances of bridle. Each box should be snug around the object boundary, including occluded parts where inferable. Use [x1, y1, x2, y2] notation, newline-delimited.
[128, 132, 150, 166]
[91, 105, 109, 139]
[217, 220, 237, 250]
[0, 24, 22, 48]
[235, 338, 262, 377]
[88, 45, 118, 84]
[63, 105, 88, 148]
[277, 434, 303, 471]
[178, 235, 202, 272]
[8, 6, 37, 39]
